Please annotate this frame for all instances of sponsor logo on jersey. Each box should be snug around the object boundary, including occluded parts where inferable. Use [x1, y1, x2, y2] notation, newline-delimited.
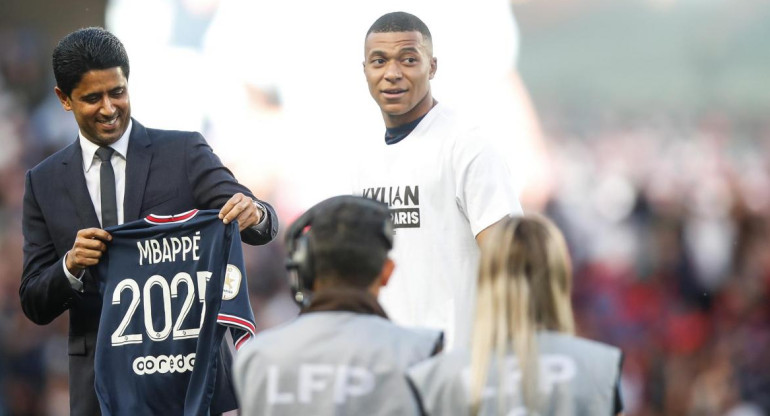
[223, 264, 241, 300]
[132, 353, 196, 375]
[361, 185, 420, 229]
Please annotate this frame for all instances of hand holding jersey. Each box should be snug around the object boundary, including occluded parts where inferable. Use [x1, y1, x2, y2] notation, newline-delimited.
[65, 228, 113, 276]
[218, 192, 267, 231]
[93, 209, 256, 414]
[66, 192, 263, 277]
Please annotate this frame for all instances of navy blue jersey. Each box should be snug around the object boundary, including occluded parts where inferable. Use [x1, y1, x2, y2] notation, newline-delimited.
[93, 209, 256, 415]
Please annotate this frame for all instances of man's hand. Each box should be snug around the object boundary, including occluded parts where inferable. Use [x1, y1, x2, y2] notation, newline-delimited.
[65, 228, 112, 275]
[219, 192, 262, 232]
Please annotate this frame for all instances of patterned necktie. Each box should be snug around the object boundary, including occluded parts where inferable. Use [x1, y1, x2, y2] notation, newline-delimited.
[95, 146, 118, 227]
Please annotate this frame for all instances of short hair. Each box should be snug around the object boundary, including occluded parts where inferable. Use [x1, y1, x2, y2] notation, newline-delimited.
[52, 27, 130, 97]
[309, 198, 393, 289]
[366, 11, 432, 46]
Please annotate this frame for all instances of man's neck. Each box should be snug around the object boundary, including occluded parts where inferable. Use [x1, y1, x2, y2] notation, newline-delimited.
[302, 287, 387, 318]
[383, 99, 437, 145]
[383, 95, 436, 129]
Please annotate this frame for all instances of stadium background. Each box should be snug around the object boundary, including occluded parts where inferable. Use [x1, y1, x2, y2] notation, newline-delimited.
[0, 0, 768, 414]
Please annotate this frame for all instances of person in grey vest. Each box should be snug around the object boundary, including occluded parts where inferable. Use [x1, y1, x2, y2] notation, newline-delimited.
[233, 195, 444, 415]
[407, 214, 624, 416]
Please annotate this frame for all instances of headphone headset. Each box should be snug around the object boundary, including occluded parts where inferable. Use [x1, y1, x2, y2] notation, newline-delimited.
[285, 195, 393, 307]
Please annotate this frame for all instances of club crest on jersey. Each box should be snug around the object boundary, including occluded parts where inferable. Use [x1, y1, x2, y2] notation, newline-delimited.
[223, 264, 241, 300]
[361, 185, 420, 229]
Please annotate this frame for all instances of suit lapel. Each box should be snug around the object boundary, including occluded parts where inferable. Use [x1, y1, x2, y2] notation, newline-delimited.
[123, 119, 152, 222]
[63, 141, 100, 228]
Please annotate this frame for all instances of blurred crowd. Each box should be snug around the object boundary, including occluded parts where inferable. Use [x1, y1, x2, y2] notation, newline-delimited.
[1, 13, 769, 416]
[544, 112, 770, 415]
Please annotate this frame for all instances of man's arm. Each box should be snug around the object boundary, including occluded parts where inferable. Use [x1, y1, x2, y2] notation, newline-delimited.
[20, 170, 81, 324]
[64, 228, 112, 275]
[218, 192, 276, 234]
[474, 216, 508, 246]
[455, 131, 522, 248]
[185, 133, 278, 245]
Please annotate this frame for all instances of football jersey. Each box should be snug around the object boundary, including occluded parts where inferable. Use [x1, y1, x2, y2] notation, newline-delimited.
[93, 209, 256, 415]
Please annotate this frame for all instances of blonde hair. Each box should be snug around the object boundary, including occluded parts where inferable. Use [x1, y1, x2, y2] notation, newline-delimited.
[470, 214, 575, 415]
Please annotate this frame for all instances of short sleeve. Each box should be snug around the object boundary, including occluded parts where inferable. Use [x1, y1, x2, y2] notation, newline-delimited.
[216, 224, 256, 350]
[453, 129, 523, 237]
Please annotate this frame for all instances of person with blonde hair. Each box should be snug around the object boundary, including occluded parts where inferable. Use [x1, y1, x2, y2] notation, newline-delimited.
[408, 214, 624, 415]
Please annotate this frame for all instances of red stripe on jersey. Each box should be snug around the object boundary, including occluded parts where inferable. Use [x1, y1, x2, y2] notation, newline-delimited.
[234, 333, 252, 350]
[218, 313, 257, 336]
[145, 209, 199, 224]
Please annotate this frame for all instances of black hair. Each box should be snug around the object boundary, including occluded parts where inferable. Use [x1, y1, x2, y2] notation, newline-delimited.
[310, 199, 393, 289]
[366, 11, 432, 44]
[52, 27, 130, 97]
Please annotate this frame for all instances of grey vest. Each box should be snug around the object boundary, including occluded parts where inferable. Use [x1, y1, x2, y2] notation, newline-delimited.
[408, 331, 622, 416]
[234, 311, 443, 416]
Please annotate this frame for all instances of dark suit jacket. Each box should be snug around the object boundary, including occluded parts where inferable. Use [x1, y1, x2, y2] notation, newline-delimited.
[20, 119, 278, 415]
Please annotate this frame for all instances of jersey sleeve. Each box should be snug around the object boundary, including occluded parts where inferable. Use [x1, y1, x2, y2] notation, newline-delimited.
[216, 224, 257, 351]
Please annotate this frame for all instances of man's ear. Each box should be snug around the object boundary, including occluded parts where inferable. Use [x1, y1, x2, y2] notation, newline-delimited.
[368, 258, 395, 297]
[429, 57, 437, 80]
[54, 86, 72, 111]
[379, 258, 395, 288]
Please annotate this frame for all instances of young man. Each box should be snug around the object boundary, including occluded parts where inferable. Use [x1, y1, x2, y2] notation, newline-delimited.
[233, 195, 443, 415]
[19, 27, 277, 415]
[355, 12, 523, 349]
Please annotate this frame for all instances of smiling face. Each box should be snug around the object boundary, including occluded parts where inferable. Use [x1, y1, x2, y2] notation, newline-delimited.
[363, 31, 437, 128]
[55, 67, 131, 146]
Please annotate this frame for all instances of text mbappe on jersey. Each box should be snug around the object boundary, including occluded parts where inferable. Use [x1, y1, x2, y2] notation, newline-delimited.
[361, 185, 420, 229]
[137, 231, 202, 265]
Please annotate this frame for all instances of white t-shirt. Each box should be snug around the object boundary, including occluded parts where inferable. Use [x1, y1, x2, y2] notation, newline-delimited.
[199, 0, 521, 209]
[352, 103, 522, 349]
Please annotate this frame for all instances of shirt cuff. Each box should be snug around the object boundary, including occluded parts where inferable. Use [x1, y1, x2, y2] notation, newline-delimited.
[62, 255, 85, 292]
[250, 199, 269, 232]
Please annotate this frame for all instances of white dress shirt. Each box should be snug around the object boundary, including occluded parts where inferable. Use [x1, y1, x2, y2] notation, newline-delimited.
[62, 120, 267, 291]
[63, 121, 133, 289]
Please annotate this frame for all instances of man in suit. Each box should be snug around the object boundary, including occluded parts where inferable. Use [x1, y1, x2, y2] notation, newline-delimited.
[19, 27, 278, 415]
